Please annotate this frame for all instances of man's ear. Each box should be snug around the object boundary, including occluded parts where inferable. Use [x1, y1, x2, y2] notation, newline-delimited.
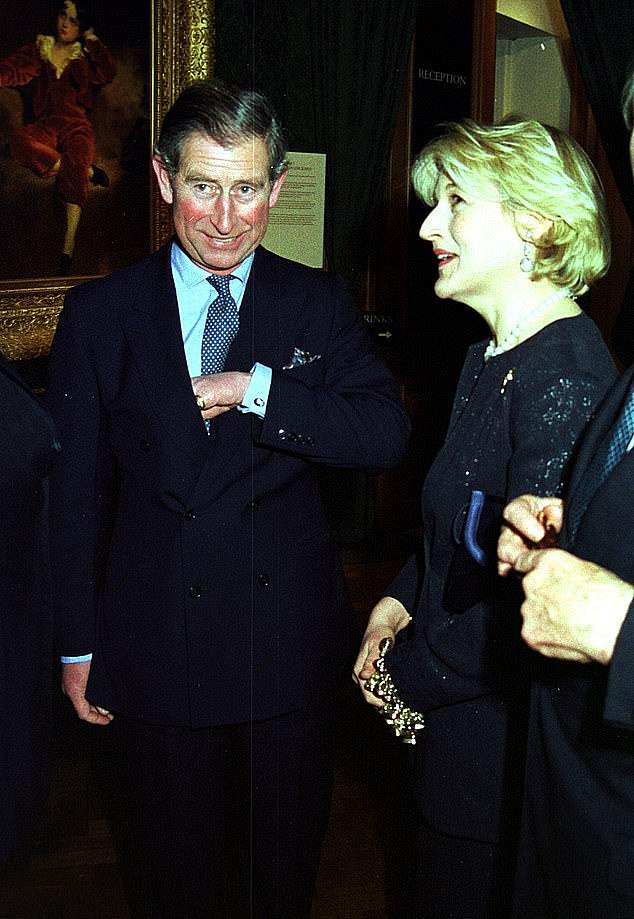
[152, 155, 174, 205]
[268, 168, 288, 208]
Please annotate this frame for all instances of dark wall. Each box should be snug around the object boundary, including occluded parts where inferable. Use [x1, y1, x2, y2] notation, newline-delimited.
[214, 0, 318, 153]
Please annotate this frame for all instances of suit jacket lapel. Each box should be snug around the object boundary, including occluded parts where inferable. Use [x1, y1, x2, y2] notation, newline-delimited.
[190, 248, 293, 488]
[190, 248, 299, 504]
[563, 366, 634, 545]
[119, 246, 300, 508]
[120, 245, 210, 460]
[225, 247, 295, 373]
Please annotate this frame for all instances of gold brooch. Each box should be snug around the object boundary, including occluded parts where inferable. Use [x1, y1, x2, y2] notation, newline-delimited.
[500, 368, 514, 394]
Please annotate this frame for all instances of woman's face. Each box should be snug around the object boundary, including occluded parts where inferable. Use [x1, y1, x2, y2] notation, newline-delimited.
[419, 173, 525, 309]
[57, 1, 81, 43]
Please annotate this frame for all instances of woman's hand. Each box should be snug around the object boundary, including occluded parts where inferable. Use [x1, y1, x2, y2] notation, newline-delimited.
[352, 596, 411, 706]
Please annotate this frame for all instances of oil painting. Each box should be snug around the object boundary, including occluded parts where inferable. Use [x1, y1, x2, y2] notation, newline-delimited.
[0, 0, 214, 361]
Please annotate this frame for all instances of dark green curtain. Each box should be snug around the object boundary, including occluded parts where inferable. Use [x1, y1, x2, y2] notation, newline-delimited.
[215, 0, 417, 298]
[214, 0, 317, 151]
[560, 0, 634, 364]
[308, 0, 417, 293]
[214, 1, 417, 544]
[560, 0, 634, 220]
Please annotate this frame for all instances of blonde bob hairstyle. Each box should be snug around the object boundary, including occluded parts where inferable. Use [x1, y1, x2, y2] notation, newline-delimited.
[622, 67, 634, 131]
[411, 119, 610, 296]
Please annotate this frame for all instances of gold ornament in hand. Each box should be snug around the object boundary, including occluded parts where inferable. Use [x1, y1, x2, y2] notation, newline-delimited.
[365, 637, 425, 744]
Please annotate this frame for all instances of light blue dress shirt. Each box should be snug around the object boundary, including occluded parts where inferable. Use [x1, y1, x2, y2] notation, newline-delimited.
[171, 241, 271, 416]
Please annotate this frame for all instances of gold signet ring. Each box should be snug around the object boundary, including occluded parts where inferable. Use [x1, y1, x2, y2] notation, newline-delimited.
[195, 394, 206, 410]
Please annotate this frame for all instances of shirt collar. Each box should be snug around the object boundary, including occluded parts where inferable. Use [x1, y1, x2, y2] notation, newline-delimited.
[170, 239, 254, 293]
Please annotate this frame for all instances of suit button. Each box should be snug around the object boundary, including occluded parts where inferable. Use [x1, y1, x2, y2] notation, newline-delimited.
[140, 439, 151, 452]
[257, 573, 270, 588]
[189, 585, 203, 599]
[278, 428, 287, 441]
[184, 509, 196, 520]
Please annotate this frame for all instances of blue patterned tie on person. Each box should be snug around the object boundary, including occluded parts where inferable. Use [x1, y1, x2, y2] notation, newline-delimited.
[604, 385, 634, 475]
[569, 383, 634, 539]
[200, 274, 239, 432]
[201, 274, 239, 374]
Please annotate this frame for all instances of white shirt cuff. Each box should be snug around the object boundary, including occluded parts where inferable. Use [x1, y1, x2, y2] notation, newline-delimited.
[238, 362, 272, 418]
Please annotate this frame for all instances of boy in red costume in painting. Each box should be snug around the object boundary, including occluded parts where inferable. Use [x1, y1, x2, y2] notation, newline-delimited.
[0, 1, 116, 273]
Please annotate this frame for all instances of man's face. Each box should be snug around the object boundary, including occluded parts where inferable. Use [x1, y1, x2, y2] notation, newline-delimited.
[152, 132, 286, 274]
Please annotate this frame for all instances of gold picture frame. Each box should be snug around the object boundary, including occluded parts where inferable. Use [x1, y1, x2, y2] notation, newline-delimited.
[0, 0, 215, 362]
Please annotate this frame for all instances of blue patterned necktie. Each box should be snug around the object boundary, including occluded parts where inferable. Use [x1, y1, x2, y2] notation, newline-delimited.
[199, 274, 239, 433]
[201, 274, 239, 374]
[604, 386, 634, 476]
[569, 384, 634, 539]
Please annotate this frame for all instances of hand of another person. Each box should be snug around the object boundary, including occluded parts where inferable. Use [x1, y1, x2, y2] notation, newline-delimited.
[512, 548, 634, 664]
[191, 371, 252, 420]
[352, 596, 411, 707]
[498, 493, 564, 576]
[62, 661, 113, 725]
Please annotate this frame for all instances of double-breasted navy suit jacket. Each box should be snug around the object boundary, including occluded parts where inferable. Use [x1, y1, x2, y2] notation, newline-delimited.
[516, 365, 634, 916]
[46, 244, 410, 728]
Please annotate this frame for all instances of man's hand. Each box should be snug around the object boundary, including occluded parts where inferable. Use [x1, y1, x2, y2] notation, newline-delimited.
[498, 494, 563, 576]
[62, 661, 113, 725]
[191, 371, 252, 420]
[352, 596, 411, 707]
[512, 548, 633, 664]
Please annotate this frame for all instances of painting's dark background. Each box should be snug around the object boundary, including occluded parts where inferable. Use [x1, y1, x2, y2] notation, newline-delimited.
[0, 0, 150, 280]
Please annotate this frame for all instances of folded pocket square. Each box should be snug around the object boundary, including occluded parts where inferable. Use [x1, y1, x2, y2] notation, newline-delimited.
[282, 347, 322, 370]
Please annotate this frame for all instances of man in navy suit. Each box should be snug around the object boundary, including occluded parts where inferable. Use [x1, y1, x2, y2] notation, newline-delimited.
[496, 70, 634, 919]
[47, 79, 410, 918]
[497, 412, 634, 918]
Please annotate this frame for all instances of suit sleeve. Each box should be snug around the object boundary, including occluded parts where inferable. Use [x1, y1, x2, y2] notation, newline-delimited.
[382, 553, 424, 614]
[0, 43, 42, 87]
[604, 599, 634, 730]
[256, 274, 410, 472]
[505, 367, 617, 499]
[81, 35, 117, 86]
[46, 292, 113, 653]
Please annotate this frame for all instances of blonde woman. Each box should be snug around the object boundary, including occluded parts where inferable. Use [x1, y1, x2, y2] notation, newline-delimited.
[354, 119, 617, 918]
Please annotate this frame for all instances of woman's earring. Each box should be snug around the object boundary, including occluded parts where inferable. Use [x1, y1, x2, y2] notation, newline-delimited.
[520, 234, 536, 273]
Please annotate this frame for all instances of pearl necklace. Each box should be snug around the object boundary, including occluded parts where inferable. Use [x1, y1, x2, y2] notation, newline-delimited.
[483, 287, 572, 361]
